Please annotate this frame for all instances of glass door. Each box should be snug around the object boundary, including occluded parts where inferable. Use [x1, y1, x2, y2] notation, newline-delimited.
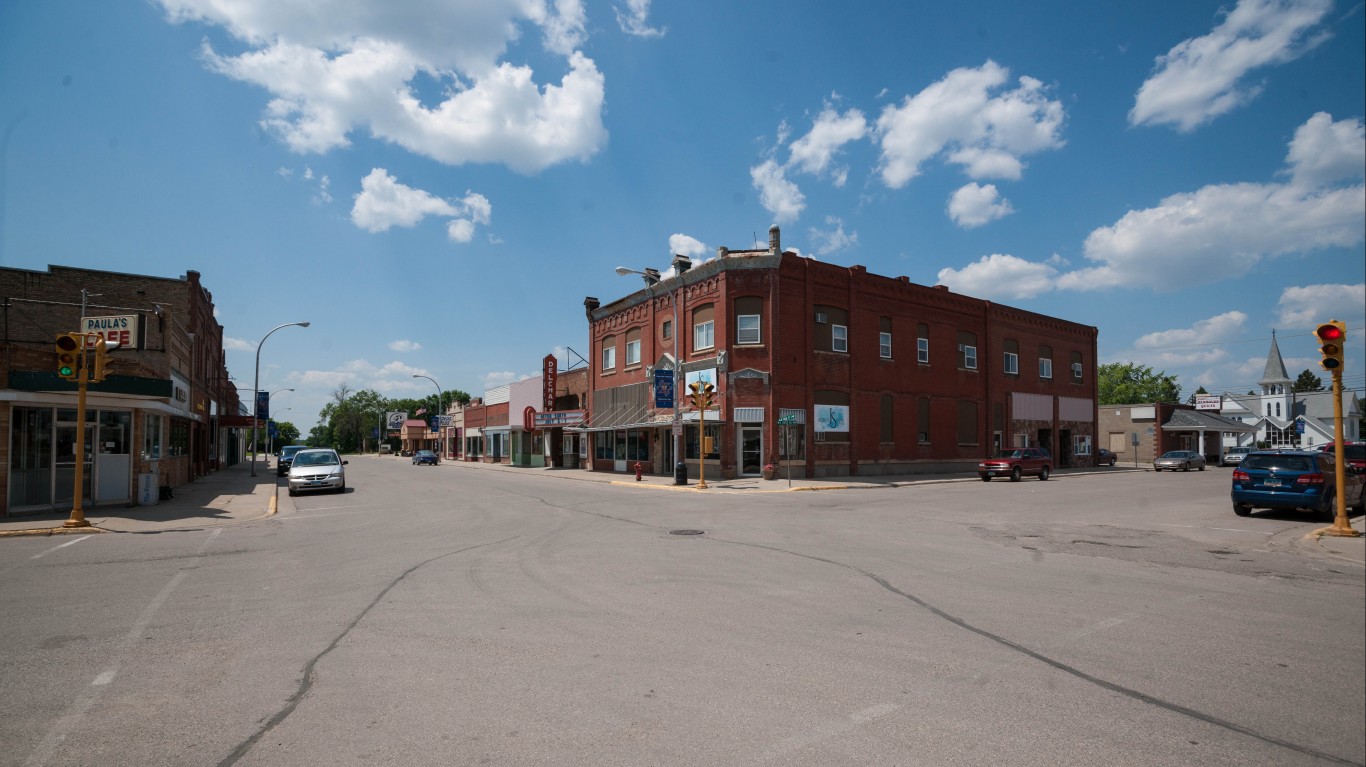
[53, 411, 94, 508]
[739, 426, 762, 476]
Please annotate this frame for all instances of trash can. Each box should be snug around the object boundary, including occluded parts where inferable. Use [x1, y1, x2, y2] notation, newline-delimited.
[138, 474, 158, 505]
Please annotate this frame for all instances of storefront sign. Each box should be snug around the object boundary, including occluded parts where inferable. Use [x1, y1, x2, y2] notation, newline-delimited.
[1194, 395, 1221, 411]
[534, 410, 586, 428]
[543, 354, 557, 411]
[523, 406, 537, 432]
[82, 314, 140, 349]
[813, 405, 849, 432]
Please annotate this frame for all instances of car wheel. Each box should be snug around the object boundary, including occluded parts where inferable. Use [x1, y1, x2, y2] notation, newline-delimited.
[1198, 464, 1205, 471]
[1010, 467, 1022, 482]
[1320, 492, 1337, 524]
[980, 475, 991, 482]
[1039, 466, 1050, 481]
[1233, 503, 1251, 516]
[288, 488, 296, 497]
[1182, 462, 1190, 472]
[1154, 467, 1161, 472]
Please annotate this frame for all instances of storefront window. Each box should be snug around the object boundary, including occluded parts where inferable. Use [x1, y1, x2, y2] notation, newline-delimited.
[1073, 435, 1093, 456]
[170, 418, 190, 456]
[685, 424, 720, 459]
[142, 414, 163, 460]
[100, 411, 131, 455]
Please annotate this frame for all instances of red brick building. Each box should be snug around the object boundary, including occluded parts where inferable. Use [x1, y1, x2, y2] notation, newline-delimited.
[582, 227, 1099, 479]
[1, 265, 239, 516]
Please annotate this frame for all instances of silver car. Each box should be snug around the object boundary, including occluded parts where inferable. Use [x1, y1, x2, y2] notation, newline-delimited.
[1221, 446, 1253, 467]
[1154, 450, 1206, 472]
[287, 448, 347, 495]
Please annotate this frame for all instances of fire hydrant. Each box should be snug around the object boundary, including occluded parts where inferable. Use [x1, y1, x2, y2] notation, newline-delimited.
[634, 461, 643, 481]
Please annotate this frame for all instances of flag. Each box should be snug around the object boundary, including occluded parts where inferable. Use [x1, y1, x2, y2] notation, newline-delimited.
[414, 407, 427, 416]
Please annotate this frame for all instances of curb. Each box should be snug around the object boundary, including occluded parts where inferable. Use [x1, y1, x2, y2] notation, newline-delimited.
[0, 525, 108, 538]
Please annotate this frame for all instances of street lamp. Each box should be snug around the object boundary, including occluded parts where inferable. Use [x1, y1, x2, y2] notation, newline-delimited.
[616, 260, 687, 485]
[412, 374, 444, 458]
[251, 322, 310, 477]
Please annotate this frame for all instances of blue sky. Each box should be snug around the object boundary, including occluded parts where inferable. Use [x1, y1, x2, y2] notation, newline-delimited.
[2, 0, 1363, 431]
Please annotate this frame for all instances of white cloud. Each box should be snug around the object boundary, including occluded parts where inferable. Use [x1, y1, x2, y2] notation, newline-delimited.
[223, 337, 254, 351]
[351, 169, 493, 242]
[1129, 0, 1332, 131]
[165, 0, 607, 173]
[669, 233, 707, 258]
[616, 0, 665, 37]
[947, 182, 1014, 228]
[483, 370, 518, 388]
[807, 216, 857, 256]
[935, 253, 1060, 301]
[1131, 312, 1247, 366]
[1286, 112, 1366, 188]
[389, 339, 422, 352]
[787, 106, 867, 186]
[750, 159, 805, 224]
[875, 61, 1064, 188]
[1276, 283, 1366, 327]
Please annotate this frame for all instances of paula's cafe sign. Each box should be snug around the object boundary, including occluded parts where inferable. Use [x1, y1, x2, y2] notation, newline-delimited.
[82, 315, 142, 349]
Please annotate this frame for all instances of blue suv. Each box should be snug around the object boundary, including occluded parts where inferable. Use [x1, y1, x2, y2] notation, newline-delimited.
[1231, 450, 1365, 522]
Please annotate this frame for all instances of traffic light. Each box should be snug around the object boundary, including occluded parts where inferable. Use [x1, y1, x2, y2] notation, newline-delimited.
[90, 338, 108, 382]
[688, 381, 715, 409]
[1316, 321, 1346, 371]
[56, 333, 81, 380]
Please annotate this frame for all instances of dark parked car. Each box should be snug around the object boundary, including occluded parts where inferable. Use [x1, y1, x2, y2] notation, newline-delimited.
[277, 445, 307, 477]
[1154, 450, 1205, 472]
[1319, 441, 1366, 473]
[978, 447, 1052, 482]
[412, 449, 438, 466]
[1096, 448, 1117, 466]
[1232, 449, 1364, 522]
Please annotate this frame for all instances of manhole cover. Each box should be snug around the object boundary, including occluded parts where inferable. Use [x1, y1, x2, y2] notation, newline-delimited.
[669, 529, 705, 536]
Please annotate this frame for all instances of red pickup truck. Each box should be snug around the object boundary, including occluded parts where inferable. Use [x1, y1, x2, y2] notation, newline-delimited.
[978, 448, 1053, 482]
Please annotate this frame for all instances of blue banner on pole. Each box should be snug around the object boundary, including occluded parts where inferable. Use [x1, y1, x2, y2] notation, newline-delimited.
[430, 417, 440, 432]
[255, 390, 270, 420]
[653, 368, 675, 409]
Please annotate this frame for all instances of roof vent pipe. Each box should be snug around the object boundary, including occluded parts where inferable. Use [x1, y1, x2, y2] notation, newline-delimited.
[769, 224, 781, 255]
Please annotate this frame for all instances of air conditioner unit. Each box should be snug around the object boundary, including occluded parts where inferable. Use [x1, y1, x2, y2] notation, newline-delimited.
[815, 312, 828, 324]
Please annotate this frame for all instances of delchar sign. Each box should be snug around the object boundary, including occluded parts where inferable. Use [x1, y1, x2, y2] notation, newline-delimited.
[543, 354, 557, 411]
[533, 410, 586, 428]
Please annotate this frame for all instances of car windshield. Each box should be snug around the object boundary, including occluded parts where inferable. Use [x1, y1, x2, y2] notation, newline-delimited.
[294, 451, 339, 467]
[417, 451, 434, 457]
[1160, 452, 1188, 458]
[995, 450, 1025, 459]
[1243, 455, 1312, 471]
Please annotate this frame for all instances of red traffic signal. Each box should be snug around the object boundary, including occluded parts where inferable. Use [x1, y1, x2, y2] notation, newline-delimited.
[1316, 321, 1346, 371]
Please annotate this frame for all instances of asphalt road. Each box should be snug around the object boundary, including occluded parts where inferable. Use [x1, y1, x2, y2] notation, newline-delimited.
[2, 460, 1362, 766]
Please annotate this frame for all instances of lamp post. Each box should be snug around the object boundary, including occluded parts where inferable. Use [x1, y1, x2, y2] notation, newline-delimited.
[616, 261, 687, 485]
[251, 322, 310, 477]
[412, 374, 444, 458]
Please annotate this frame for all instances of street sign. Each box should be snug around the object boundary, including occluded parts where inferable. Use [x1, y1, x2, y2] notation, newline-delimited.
[654, 368, 675, 409]
[672, 422, 682, 436]
[777, 414, 797, 425]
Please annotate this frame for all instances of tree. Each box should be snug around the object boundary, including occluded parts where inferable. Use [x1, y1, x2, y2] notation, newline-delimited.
[1292, 369, 1324, 393]
[1098, 362, 1181, 405]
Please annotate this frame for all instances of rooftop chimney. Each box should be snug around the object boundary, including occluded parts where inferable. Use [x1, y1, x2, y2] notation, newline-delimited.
[583, 296, 600, 318]
[672, 254, 692, 274]
[768, 225, 781, 255]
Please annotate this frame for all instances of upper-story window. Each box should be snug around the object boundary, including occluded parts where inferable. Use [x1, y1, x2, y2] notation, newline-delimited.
[957, 331, 978, 370]
[693, 303, 715, 352]
[662, 319, 672, 341]
[814, 305, 850, 353]
[601, 335, 617, 371]
[879, 317, 892, 359]
[1039, 345, 1053, 379]
[917, 323, 929, 363]
[1070, 351, 1083, 383]
[1003, 338, 1019, 375]
[625, 327, 642, 367]
[735, 296, 762, 345]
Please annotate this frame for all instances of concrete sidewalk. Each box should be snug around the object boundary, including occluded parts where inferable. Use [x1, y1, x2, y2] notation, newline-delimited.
[0, 459, 277, 537]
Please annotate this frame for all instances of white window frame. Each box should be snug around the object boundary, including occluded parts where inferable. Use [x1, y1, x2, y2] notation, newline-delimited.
[963, 345, 977, 370]
[694, 320, 715, 351]
[832, 324, 848, 353]
[879, 331, 892, 359]
[1004, 352, 1019, 375]
[1071, 361, 1083, 380]
[625, 339, 641, 366]
[1039, 358, 1053, 379]
[917, 337, 929, 363]
[737, 314, 761, 345]
[602, 345, 616, 371]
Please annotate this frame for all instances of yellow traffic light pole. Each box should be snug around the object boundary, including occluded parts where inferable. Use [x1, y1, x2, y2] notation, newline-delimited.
[63, 333, 92, 528]
[1315, 320, 1359, 537]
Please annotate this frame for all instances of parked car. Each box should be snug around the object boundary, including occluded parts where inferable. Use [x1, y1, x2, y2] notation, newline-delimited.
[287, 448, 347, 496]
[276, 445, 307, 477]
[1096, 448, 1117, 466]
[978, 447, 1052, 482]
[1220, 446, 1253, 467]
[1154, 450, 1205, 472]
[1319, 441, 1366, 473]
[1232, 449, 1365, 522]
[412, 449, 438, 466]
